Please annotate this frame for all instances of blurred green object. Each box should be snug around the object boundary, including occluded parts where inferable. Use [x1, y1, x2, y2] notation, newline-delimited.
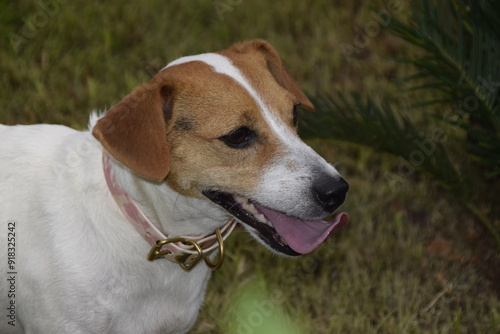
[229, 280, 302, 334]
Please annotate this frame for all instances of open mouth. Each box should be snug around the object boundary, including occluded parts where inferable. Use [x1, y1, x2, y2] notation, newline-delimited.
[203, 190, 348, 256]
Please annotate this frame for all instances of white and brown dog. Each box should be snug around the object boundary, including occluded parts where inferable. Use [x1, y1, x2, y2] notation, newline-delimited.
[0, 40, 348, 334]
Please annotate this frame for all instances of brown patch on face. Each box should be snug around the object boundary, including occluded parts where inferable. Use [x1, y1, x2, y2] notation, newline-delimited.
[173, 116, 196, 132]
[160, 61, 281, 198]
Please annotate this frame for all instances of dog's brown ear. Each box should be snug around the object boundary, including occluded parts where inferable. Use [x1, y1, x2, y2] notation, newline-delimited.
[250, 40, 314, 111]
[92, 80, 174, 182]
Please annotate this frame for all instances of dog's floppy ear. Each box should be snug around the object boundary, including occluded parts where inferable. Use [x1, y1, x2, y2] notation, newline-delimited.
[92, 79, 174, 182]
[249, 40, 314, 111]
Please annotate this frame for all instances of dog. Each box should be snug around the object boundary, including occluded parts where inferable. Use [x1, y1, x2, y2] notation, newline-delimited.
[0, 40, 348, 334]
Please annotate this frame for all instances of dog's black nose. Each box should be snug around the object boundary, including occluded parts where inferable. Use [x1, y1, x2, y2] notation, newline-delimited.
[313, 175, 349, 213]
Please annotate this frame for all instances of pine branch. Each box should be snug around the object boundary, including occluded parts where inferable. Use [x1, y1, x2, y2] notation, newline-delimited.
[388, 0, 500, 178]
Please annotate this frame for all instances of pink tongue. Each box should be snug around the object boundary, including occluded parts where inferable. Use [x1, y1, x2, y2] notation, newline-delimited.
[254, 204, 349, 254]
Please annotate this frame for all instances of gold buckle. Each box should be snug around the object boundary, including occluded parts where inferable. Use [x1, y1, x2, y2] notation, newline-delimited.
[147, 237, 184, 260]
[147, 228, 225, 272]
[175, 240, 204, 271]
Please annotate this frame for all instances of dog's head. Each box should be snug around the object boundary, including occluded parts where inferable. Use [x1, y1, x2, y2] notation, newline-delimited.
[93, 40, 348, 256]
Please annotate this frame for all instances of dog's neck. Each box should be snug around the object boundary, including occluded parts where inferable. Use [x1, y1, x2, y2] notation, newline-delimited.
[106, 154, 230, 238]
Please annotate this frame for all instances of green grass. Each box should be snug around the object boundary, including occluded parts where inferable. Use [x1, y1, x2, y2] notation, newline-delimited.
[1, 1, 499, 333]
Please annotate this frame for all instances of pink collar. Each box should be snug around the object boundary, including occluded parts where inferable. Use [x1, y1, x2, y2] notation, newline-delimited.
[102, 153, 237, 271]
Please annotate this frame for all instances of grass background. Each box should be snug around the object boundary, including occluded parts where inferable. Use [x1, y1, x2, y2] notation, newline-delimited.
[1, 0, 499, 333]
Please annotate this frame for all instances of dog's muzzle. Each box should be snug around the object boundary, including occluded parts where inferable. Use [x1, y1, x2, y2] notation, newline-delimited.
[203, 175, 349, 256]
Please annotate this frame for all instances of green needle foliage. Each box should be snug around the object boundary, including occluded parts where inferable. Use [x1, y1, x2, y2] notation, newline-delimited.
[390, 0, 500, 177]
[303, 93, 462, 194]
[300, 0, 500, 249]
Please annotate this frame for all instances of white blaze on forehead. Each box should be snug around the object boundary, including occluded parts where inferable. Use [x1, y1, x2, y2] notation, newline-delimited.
[163, 53, 296, 146]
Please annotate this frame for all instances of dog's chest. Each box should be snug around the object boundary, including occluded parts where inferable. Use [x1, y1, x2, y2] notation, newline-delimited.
[75, 263, 210, 333]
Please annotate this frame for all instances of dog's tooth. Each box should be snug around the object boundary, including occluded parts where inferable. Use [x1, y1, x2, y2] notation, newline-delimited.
[248, 204, 260, 215]
[234, 195, 246, 205]
[242, 202, 254, 212]
[256, 214, 267, 223]
[235, 196, 263, 217]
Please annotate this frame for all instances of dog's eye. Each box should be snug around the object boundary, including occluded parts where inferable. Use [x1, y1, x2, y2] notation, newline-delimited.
[219, 127, 256, 149]
[293, 103, 299, 127]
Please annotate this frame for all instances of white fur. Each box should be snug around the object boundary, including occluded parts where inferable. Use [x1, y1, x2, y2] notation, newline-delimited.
[0, 123, 229, 334]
